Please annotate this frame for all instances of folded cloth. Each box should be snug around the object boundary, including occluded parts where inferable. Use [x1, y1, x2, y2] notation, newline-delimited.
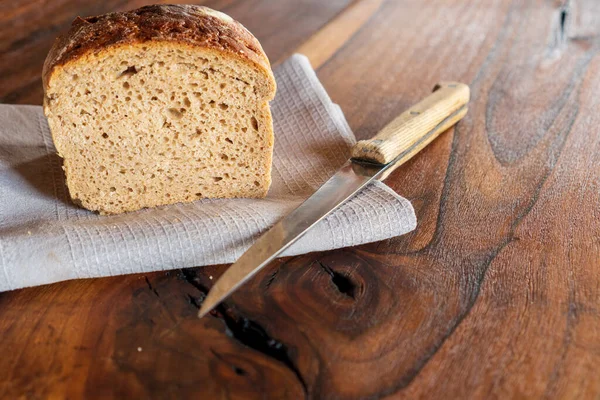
[0, 54, 416, 292]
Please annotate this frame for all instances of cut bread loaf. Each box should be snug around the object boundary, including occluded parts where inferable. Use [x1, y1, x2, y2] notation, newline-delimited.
[42, 5, 276, 214]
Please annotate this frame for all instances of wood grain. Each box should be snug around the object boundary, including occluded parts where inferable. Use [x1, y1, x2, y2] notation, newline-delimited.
[1, 0, 599, 399]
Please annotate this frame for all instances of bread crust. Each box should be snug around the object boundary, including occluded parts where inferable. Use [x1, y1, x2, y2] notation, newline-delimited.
[42, 4, 275, 97]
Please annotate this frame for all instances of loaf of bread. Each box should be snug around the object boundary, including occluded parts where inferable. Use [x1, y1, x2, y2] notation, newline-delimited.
[42, 5, 276, 214]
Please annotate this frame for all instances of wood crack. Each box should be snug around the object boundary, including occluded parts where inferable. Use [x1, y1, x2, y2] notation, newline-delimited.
[558, 1, 571, 45]
[549, 0, 572, 51]
[144, 276, 159, 297]
[318, 260, 357, 299]
[179, 269, 308, 396]
[264, 268, 280, 290]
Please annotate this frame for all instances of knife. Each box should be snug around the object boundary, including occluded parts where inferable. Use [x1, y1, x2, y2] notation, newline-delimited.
[198, 82, 470, 318]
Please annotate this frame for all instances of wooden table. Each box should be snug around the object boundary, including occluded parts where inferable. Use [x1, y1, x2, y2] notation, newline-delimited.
[1, 0, 599, 398]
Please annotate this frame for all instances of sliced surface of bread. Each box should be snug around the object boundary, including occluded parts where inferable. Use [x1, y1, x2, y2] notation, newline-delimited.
[43, 5, 276, 214]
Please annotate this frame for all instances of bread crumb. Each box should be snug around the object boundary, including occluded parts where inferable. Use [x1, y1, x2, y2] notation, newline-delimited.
[209, 275, 213, 280]
[137, 347, 142, 352]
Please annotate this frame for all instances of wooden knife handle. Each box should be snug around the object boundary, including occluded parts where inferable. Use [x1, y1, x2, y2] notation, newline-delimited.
[351, 82, 470, 166]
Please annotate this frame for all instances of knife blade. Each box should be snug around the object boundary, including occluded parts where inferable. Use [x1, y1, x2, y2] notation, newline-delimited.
[198, 81, 470, 318]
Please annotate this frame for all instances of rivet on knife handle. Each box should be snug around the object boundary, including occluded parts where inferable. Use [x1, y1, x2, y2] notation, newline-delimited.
[351, 82, 470, 170]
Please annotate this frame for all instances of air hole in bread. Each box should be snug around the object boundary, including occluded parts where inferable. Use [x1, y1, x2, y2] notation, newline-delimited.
[168, 108, 183, 119]
[119, 65, 138, 78]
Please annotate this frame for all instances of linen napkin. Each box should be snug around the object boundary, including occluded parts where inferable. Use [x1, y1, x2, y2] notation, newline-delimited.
[0, 54, 416, 292]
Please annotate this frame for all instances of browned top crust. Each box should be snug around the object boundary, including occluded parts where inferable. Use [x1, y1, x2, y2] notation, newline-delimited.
[42, 4, 274, 92]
